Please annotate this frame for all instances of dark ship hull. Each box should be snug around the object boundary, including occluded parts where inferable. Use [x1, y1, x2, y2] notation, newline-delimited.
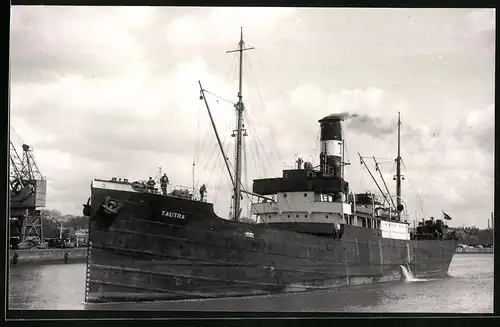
[85, 184, 458, 303]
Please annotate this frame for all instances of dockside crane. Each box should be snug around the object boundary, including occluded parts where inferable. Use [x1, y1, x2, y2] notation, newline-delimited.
[9, 140, 47, 245]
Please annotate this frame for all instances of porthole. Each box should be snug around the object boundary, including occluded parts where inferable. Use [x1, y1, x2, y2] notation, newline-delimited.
[305, 214, 308, 218]
[326, 215, 329, 218]
[288, 215, 291, 218]
[296, 215, 299, 218]
[303, 193, 307, 197]
[283, 193, 287, 198]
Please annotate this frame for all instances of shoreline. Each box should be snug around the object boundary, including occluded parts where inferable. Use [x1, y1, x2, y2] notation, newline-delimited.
[455, 247, 493, 254]
[9, 248, 88, 267]
[7, 246, 491, 267]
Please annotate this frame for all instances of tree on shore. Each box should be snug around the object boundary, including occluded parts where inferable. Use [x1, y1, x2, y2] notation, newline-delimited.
[40, 209, 89, 239]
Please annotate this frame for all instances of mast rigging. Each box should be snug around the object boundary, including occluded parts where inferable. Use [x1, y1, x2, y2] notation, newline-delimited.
[373, 157, 396, 210]
[394, 111, 404, 220]
[226, 27, 254, 221]
[358, 153, 391, 207]
[198, 81, 236, 192]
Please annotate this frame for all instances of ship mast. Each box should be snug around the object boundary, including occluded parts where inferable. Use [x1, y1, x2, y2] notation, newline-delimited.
[395, 111, 403, 220]
[226, 28, 254, 221]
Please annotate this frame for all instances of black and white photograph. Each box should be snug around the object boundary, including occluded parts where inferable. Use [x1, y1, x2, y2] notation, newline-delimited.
[7, 6, 494, 313]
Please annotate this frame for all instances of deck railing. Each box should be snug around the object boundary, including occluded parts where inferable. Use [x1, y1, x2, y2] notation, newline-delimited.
[132, 182, 208, 203]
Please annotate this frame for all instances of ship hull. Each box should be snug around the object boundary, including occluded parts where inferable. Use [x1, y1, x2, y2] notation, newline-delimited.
[85, 186, 458, 303]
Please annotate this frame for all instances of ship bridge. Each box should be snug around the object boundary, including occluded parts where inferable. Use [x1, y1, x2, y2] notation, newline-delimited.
[253, 168, 349, 196]
[251, 166, 352, 229]
[250, 113, 353, 233]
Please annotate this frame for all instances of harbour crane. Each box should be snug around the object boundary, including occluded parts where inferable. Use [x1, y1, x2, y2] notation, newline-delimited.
[9, 139, 47, 246]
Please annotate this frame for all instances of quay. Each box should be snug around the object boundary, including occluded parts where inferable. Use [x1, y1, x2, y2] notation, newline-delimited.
[9, 248, 87, 266]
[455, 247, 493, 254]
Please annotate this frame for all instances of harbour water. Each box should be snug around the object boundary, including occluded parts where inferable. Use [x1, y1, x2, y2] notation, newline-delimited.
[8, 253, 493, 312]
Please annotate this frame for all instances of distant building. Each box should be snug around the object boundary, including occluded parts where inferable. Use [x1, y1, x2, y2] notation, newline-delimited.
[75, 228, 89, 246]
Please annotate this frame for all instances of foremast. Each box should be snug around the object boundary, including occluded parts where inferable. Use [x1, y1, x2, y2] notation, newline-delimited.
[394, 111, 404, 220]
[226, 28, 254, 221]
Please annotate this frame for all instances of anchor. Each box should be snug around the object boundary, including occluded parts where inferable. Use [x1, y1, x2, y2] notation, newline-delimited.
[82, 197, 91, 217]
[93, 196, 124, 230]
[100, 196, 123, 216]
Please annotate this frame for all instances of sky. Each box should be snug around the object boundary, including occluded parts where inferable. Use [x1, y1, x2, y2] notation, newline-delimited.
[9, 7, 495, 228]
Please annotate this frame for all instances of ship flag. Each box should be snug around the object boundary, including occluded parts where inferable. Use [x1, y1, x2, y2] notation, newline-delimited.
[442, 211, 452, 220]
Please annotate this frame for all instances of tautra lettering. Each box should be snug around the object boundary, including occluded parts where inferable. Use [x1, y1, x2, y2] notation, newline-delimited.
[160, 210, 186, 220]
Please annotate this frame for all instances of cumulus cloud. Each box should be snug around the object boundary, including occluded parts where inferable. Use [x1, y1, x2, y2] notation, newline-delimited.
[165, 7, 297, 47]
[10, 6, 156, 82]
[9, 7, 494, 228]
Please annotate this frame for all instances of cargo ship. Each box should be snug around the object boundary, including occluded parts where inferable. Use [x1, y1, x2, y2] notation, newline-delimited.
[82, 29, 458, 303]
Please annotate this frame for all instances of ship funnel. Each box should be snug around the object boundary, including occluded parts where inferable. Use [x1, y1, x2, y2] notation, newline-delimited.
[318, 114, 344, 177]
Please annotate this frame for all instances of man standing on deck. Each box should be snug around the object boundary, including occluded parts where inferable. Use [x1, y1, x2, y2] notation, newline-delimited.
[199, 184, 207, 202]
[146, 177, 156, 192]
[160, 173, 169, 195]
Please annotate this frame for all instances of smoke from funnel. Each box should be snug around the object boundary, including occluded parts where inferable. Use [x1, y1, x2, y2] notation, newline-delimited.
[339, 112, 396, 137]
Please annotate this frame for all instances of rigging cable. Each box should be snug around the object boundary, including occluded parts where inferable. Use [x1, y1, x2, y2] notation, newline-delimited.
[246, 53, 283, 162]
[242, 58, 279, 178]
[225, 52, 238, 82]
[192, 103, 202, 190]
[204, 120, 232, 187]
[195, 52, 237, 167]
[207, 140, 224, 188]
[243, 110, 271, 177]
[196, 97, 224, 165]
[212, 151, 224, 205]
[313, 128, 321, 163]
[248, 137, 261, 178]
[202, 89, 236, 106]
[202, 141, 221, 172]
[401, 158, 427, 219]
[235, 110, 292, 214]
[243, 110, 274, 177]
[213, 140, 232, 205]
[242, 136, 253, 219]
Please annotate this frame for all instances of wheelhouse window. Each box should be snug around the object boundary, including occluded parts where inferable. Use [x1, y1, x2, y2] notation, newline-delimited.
[315, 193, 336, 202]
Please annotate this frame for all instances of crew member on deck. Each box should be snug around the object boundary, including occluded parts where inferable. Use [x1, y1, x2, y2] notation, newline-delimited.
[160, 173, 169, 195]
[200, 184, 207, 202]
[147, 177, 156, 192]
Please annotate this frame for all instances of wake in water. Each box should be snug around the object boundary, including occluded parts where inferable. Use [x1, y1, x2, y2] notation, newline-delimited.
[400, 261, 429, 282]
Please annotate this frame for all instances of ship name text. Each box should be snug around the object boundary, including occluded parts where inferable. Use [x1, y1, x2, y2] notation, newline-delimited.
[160, 210, 186, 220]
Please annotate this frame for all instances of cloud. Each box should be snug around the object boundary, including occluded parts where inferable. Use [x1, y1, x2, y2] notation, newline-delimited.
[463, 104, 495, 153]
[285, 85, 406, 141]
[165, 7, 297, 47]
[343, 113, 397, 137]
[10, 6, 156, 82]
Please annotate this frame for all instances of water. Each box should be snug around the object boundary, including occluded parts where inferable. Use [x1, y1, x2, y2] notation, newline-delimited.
[8, 254, 493, 312]
[400, 262, 428, 282]
[8, 263, 87, 310]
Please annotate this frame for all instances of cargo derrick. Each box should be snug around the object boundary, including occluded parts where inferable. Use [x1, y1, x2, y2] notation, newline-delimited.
[9, 141, 47, 246]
